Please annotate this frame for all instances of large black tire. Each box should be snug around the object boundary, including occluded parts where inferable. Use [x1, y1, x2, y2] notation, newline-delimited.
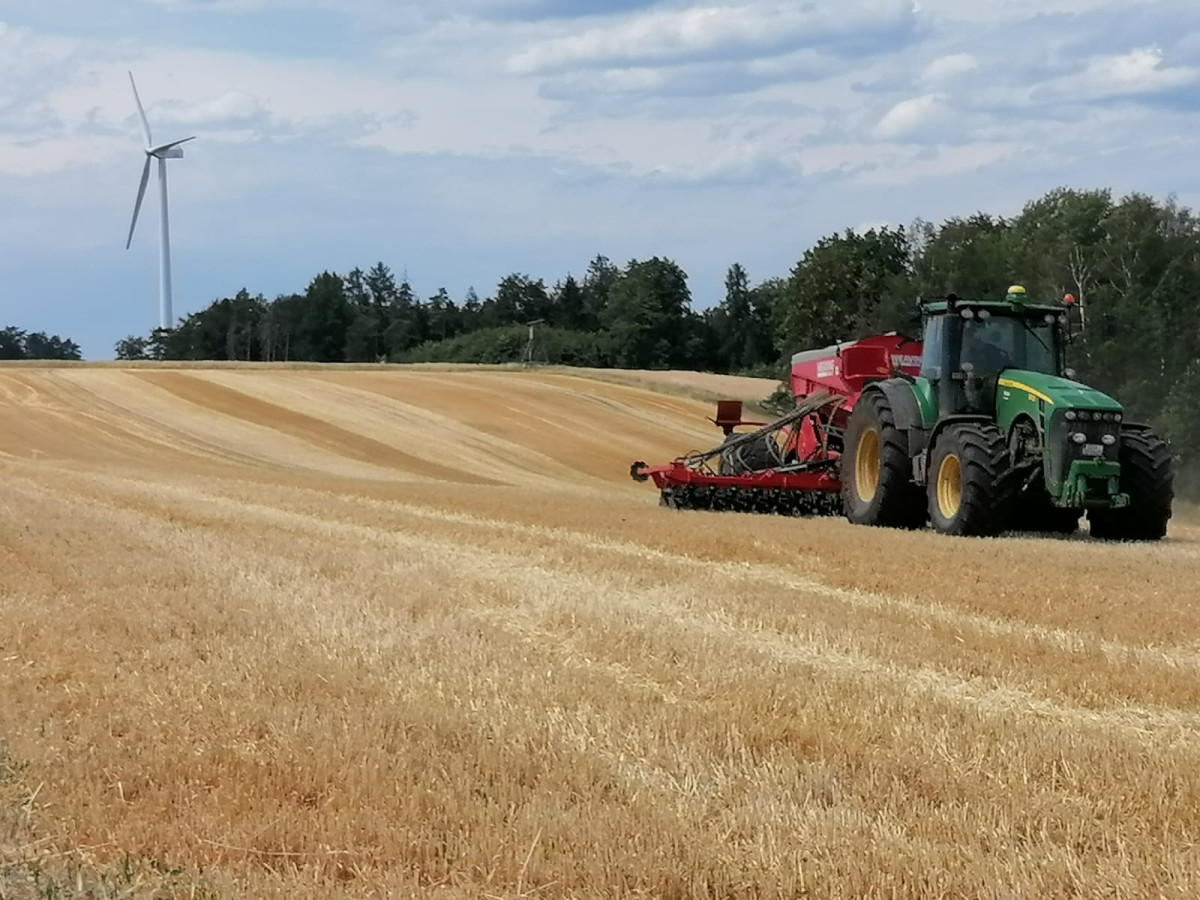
[927, 422, 1019, 537]
[1087, 429, 1174, 541]
[718, 432, 777, 475]
[841, 389, 925, 529]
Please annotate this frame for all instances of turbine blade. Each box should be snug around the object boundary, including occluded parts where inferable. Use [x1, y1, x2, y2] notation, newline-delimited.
[129, 71, 152, 147]
[149, 136, 196, 157]
[126, 156, 152, 249]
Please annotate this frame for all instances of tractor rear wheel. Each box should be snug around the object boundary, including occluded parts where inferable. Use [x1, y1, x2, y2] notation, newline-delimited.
[1087, 429, 1174, 541]
[841, 389, 925, 529]
[927, 422, 1018, 537]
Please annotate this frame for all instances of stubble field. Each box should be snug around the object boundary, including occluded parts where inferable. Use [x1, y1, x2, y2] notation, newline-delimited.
[1, 363, 1199, 899]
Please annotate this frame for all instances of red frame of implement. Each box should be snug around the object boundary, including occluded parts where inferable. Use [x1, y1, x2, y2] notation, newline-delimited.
[631, 333, 924, 495]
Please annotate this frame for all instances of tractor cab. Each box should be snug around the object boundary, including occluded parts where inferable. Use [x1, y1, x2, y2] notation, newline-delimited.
[918, 285, 1070, 418]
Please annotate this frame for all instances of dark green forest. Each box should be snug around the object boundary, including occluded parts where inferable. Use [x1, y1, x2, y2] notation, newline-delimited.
[106, 185, 1200, 492]
[0, 326, 81, 361]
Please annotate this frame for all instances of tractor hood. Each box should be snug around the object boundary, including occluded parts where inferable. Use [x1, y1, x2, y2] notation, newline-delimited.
[998, 370, 1121, 412]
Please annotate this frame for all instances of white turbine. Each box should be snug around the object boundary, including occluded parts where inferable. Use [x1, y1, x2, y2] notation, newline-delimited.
[125, 71, 195, 331]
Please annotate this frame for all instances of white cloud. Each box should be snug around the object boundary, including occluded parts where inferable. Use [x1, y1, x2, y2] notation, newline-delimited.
[0, 25, 841, 182]
[746, 48, 836, 79]
[1028, 46, 1200, 105]
[872, 93, 947, 139]
[1083, 47, 1198, 95]
[855, 141, 1023, 185]
[505, 0, 915, 74]
[0, 24, 97, 172]
[556, 66, 669, 94]
[910, 0, 1158, 24]
[149, 90, 268, 128]
[0, 23, 78, 126]
[141, 0, 327, 9]
[5, 3, 1197, 190]
[920, 53, 977, 82]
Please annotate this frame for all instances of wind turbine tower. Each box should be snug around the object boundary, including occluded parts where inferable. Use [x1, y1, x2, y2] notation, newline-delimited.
[124, 71, 196, 331]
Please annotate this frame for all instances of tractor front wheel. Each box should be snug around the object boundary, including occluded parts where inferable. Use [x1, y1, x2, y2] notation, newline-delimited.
[1088, 429, 1174, 541]
[841, 389, 925, 529]
[927, 422, 1018, 537]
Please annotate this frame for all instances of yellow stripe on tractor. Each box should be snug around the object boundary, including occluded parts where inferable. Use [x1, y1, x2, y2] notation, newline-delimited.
[998, 378, 1055, 405]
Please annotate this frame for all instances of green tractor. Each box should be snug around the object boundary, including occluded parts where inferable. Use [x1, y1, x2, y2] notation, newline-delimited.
[841, 285, 1175, 539]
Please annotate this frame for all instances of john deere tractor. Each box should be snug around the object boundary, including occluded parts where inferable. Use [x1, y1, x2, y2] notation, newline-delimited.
[841, 285, 1174, 539]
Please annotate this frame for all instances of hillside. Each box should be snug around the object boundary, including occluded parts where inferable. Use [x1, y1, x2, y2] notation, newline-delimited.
[2, 365, 1200, 899]
[0, 366, 744, 491]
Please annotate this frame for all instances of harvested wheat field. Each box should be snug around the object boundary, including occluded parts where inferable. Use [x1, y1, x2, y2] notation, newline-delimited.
[2, 364, 1200, 899]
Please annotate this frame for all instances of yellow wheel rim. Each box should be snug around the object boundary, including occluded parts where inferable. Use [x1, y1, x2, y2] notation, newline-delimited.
[937, 453, 962, 519]
[855, 428, 881, 502]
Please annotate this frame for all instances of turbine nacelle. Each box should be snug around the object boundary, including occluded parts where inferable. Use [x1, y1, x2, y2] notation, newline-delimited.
[148, 138, 194, 160]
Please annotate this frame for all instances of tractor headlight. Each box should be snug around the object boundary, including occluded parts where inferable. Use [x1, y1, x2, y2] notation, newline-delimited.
[1072, 432, 1087, 444]
[1114, 413, 1123, 423]
[1077, 411, 1090, 421]
[1065, 410, 1077, 421]
[1102, 434, 1117, 446]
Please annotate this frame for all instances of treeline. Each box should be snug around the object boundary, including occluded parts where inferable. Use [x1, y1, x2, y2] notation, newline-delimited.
[115, 185, 1200, 491]
[115, 256, 769, 374]
[0, 326, 82, 361]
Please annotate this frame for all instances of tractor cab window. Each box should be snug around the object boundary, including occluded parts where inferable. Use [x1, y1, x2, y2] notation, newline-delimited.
[960, 314, 1058, 376]
[920, 316, 945, 379]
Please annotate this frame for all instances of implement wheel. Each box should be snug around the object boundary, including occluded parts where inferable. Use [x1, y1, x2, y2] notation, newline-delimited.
[1088, 428, 1174, 541]
[927, 422, 1018, 537]
[841, 389, 925, 529]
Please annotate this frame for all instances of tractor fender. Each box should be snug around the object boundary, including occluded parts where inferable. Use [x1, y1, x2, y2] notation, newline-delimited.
[868, 380, 926, 457]
[927, 414, 995, 451]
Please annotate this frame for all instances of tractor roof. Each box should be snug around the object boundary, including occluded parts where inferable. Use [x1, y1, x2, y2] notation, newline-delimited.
[920, 284, 1070, 317]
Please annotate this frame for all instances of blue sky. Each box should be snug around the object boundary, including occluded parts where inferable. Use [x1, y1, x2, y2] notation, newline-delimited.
[2, 0, 1199, 359]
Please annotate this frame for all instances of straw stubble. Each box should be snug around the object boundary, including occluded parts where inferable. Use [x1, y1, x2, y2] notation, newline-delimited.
[1, 365, 1198, 898]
